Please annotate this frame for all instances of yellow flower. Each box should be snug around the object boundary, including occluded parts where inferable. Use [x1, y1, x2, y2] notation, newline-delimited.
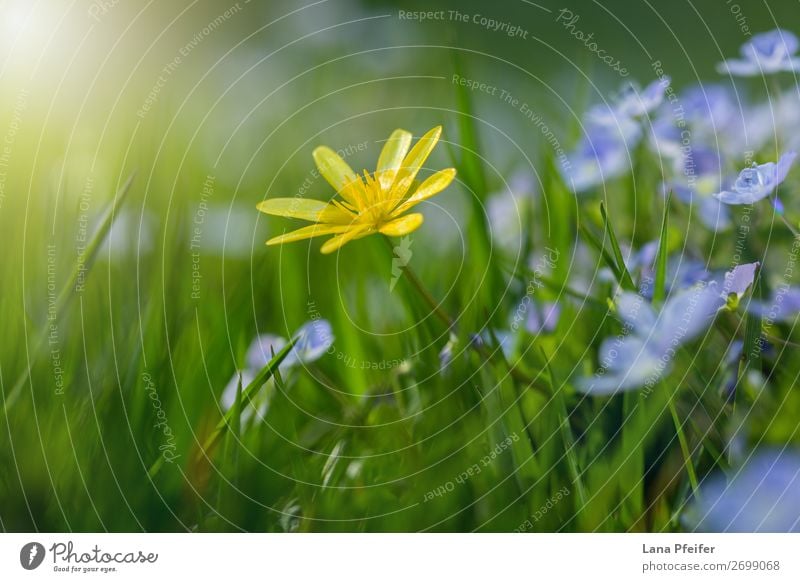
[257, 126, 456, 254]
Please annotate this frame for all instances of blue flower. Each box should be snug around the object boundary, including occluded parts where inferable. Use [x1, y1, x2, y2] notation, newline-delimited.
[486, 170, 536, 253]
[682, 84, 739, 130]
[563, 126, 631, 193]
[291, 319, 335, 364]
[587, 78, 669, 138]
[578, 264, 758, 395]
[667, 147, 732, 231]
[221, 320, 334, 420]
[748, 286, 800, 322]
[525, 301, 561, 334]
[616, 77, 671, 118]
[685, 449, 800, 532]
[714, 152, 796, 205]
[439, 332, 460, 372]
[578, 286, 722, 394]
[564, 79, 669, 193]
[718, 29, 800, 76]
[721, 262, 760, 298]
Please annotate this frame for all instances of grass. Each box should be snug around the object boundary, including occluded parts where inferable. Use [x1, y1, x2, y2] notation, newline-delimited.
[2, 52, 800, 533]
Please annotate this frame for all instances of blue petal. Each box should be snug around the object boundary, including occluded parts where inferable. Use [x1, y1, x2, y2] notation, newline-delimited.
[292, 320, 334, 364]
[656, 285, 723, 352]
[687, 449, 800, 532]
[721, 262, 759, 297]
[246, 334, 288, 371]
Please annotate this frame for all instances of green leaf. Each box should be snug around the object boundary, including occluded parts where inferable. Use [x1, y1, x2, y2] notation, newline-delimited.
[200, 336, 299, 458]
[4, 172, 137, 413]
[741, 264, 763, 379]
[652, 191, 672, 306]
[600, 202, 636, 291]
[449, 54, 488, 198]
[540, 348, 587, 511]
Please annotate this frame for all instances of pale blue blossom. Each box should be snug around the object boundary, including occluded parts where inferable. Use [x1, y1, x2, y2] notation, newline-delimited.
[578, 264, 758, 395]
[222, 320, 334, 420]
[686, 449, 800, 532]
[616, 77, 671, 118]
[589, 78, 670, 125]
[748, 286, 800, 322]
[525, 301, 561, 334]
[714, 152, 796, 205]
[682, 84, 739, 132]
[667, 148, 731, 231]
[563, 126, 631, 193]
[720, 262, 760, 298]
[564, 79, 669, 193]
[718, 29, 800, 76]
[486, 170, 536, 253]
[439, 333, 460, 372]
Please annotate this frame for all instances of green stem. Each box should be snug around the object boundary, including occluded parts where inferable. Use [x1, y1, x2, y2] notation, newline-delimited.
[668, 398, 700, 499]
[778, 215, 799, 238]
[385, 236, 454, 328]
[383, 236, 549, 394]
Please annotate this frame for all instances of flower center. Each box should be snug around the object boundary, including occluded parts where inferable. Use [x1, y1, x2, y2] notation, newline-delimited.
[735, 166, 764, 193]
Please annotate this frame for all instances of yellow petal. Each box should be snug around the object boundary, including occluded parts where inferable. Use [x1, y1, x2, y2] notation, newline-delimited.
[257, 198, 353, 223]
[391, 126, 443, 197]
[266, 223, 353, 246]
[320, 225, 371, 254]
[378, 213, 424, 237]
[391, 168, 456, 216]
[376, 129, 412, 191]
[312, 146, 359, 205]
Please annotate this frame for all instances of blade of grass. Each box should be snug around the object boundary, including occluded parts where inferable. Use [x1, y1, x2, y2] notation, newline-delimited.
[738, 264, 763, 416]
[4, 172, 137, 413]
[600, 202, 636, 291]
[449, 53, 488, 198]
[579, 222, 623, 282]
[652, 191, 672, 306]
[540, 348, 587, 511]
[197, 336, 298, 460]
[668, 398, 700, 498]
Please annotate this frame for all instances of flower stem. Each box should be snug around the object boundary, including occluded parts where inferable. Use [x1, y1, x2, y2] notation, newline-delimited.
[384, 236, 454, 328]
[778, 214, 800, 238]
[383, 236, 549, 394]
[668, 398, 701, 499]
